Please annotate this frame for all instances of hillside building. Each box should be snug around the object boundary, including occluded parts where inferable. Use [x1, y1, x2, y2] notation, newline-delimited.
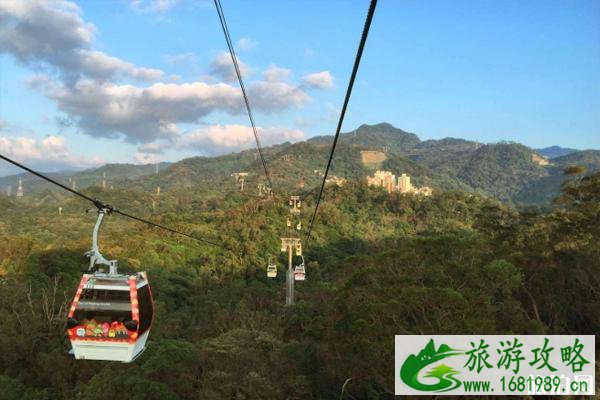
[367, 170, 396, 193]
[397, 173, 412, 193]
[366, 170, 432, 196]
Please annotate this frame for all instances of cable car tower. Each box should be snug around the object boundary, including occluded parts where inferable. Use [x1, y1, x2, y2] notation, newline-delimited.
[270, 195, 306, 305]
[231, 172, 248, 191]
[289, 195, 301, 215]
[16, 178, 23, 197]
[280, 237, 303, 305]
[155, 163, 161, 196]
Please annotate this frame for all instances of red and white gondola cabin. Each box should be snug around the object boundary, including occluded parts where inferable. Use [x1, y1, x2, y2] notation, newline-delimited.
[66, 272, 154, 362]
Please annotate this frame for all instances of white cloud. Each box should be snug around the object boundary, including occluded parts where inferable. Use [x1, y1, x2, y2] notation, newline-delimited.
[209, 52, 252, 82]
[302, 71, 334, 89]
[247, 81, 310, 112]
[0, 0, 94, 57]
[134, 139, 172, 164]
[128, 0, 179, 14]
[133, 123, 304, 160]
[133, 151, 162, 164]
[0, 0, 163, 82]
[236, 37, 257, 51]
[75, 49, 163, 81]
[263, 64, 292, 82]
[30, 76, 239, 143]
[30, 73, 311, 143]
[182, 124, 304, 155]
[0, 134, 103, 173]
[0, 0, 324, 147]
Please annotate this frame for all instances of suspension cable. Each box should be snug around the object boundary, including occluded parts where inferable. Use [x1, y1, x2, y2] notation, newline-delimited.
[0, 153, 227, 249]
[213, 0, 274, 192]
[305, 0, 378, 246]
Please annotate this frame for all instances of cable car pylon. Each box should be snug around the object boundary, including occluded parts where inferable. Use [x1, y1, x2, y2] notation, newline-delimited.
[269, 195, 306, 305]
[280, 237, 302, 305]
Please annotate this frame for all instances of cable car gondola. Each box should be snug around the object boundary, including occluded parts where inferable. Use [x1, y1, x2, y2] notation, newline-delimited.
[66, 208, 154, 362]
[294, 256, 306, 281]
[267, 257, 277, 278]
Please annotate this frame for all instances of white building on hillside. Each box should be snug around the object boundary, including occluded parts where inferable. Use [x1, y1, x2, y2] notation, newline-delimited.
[367, 171, 432, 196]
[366, 170, 396, 193]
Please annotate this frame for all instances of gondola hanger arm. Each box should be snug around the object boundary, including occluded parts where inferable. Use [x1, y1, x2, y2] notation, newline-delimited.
[85, 208, 118, 275]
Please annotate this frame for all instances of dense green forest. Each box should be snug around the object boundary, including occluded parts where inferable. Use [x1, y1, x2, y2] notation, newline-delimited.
[0, 163, 598, 399]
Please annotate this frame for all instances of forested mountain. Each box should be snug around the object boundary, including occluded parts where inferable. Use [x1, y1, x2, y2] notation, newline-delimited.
[309, 122, 421, 152]
[513, 150, 600, 204]
[535, 145, 579, 158]
[0, 166, 598, 399]
[0, 162, 171, 195]
[2, 123, 599, 206]
[108, 123, 600, 205]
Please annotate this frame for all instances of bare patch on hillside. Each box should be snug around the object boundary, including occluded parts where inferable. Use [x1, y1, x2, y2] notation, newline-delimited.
[360, 150, 387, 168]
[532, 153, 551, 166]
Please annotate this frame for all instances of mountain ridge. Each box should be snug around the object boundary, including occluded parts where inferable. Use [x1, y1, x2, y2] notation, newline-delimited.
[535, 145, 580, 159]
[1, 123, 598, 206]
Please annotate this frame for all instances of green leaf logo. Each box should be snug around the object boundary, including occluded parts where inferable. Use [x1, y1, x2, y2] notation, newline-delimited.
[400, 339, 464, 392]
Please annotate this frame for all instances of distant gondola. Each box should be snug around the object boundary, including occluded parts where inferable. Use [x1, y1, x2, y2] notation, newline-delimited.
[267, 257, 277, 278]
[294, 255, 306, 281]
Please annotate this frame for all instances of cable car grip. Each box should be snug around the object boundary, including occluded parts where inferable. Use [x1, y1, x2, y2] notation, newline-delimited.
[85, 207, 119, 275]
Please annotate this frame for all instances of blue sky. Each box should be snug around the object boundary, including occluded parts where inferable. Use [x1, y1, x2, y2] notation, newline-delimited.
[0, 0, 598, 176]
